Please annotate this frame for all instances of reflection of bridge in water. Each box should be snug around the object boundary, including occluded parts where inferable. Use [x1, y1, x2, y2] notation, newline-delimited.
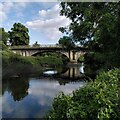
[59, 64, 85, 79]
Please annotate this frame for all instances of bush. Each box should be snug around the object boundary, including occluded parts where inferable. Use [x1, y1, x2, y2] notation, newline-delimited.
[2, 48, 65, 67]
[0, 41, 7, 50]
[78, 54, 84, 62]
[36, 56, 64, 66]
[47, 69, 120, 120]
[2, 48, 38, 66]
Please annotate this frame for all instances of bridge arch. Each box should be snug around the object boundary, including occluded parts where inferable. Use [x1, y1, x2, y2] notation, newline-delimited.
[31, 50, 70, 61]
[74, 51, 86, 62]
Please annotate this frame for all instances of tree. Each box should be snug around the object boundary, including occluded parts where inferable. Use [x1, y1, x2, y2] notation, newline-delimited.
[33, 41, 40, 47]
[60, 2, 120, 67]
[0, 28, 9, 45]
[60, 2, 120, 46]
[58, 36, 75, 49]
[8, 23, 29, 46]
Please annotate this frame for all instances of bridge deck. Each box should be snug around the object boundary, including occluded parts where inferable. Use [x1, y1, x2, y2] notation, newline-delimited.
[9, 45, 88, 51]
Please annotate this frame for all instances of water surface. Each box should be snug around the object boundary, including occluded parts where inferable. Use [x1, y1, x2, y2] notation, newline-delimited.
[2, 65, 86, 118]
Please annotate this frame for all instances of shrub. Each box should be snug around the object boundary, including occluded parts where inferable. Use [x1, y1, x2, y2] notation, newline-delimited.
[36, 56, 64, 66]
[2, 48, 65, 67]
[1, 41, 8, 50]
[47, 69, 120, 120]
[78, 54, 84, 62]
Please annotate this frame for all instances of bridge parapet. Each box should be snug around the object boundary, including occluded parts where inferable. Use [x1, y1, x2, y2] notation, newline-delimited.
[9, 45, 89, 51]
[9, 44, 63, 49]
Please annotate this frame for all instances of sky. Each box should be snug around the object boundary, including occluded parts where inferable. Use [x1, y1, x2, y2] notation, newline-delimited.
[1, 2, 71, 45]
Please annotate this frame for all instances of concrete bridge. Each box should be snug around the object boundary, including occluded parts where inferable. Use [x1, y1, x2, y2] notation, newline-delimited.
[10, 45, 87, 63]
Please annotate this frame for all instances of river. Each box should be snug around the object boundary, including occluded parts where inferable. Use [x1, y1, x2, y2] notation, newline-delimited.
[1, 63, 86, 118]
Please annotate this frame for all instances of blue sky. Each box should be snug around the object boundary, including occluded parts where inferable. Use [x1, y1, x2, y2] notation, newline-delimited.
[1, 2, 71, 45]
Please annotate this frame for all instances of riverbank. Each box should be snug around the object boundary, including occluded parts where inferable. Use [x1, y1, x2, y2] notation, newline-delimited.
[2, 44, 67, 79]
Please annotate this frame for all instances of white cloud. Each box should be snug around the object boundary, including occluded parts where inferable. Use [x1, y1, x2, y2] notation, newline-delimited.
[0, 2, 28, 27]
[1, 2, 14, 13]
[0, 11, 6, 21]
[26, 4, 71, 41]
[28, 78, 84, 99]
[0, 2, 14, 26]
[39, 4, 59, 19]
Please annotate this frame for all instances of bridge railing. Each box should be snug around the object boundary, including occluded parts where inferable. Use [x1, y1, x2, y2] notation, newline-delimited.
[9, 44, 63, 49]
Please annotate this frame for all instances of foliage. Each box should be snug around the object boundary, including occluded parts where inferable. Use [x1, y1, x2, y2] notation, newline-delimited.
[2, 61, 43, 80]
[0, 28, 9, 45]
[60, 2, 120, 68]
[36, 55, 64, 66]
[0, 41, 8, 50]
[46, 92, 71, 120]
[2, 49, 65, 67]
[33, 52, 69, 65]
[60, 2, 119, 44]
[78, 54, 84, 62]
[47, 69, 120, 120]
[2, 49, 67, 79]
[8, 23, 29, 46]
[32, 41, 40, 47]
[58, 36, 75, 50]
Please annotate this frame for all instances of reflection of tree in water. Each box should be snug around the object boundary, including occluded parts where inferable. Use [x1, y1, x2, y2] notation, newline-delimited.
[2, 83, 7, 95]
[2, 80, 10, 95]
[84, 63, 99, 79]
[59, 67, 69, 74]
[58, 78, 83, 86]
[5, 78, 29, 101]
[58, 79, 70, 85]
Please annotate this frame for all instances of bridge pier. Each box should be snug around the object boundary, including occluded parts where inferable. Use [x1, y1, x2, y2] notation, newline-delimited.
[69, 51, 78, 63]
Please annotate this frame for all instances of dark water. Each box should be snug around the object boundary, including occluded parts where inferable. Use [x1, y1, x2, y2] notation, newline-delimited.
[2, 64, 86, 118]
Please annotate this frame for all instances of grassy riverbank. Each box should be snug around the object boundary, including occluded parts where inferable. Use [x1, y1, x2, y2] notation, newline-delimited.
[47, 69, 120, 120]
[2, 43, 66, 79]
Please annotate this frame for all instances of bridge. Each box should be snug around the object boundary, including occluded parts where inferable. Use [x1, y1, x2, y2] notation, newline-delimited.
[10, 45, 87, 63]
